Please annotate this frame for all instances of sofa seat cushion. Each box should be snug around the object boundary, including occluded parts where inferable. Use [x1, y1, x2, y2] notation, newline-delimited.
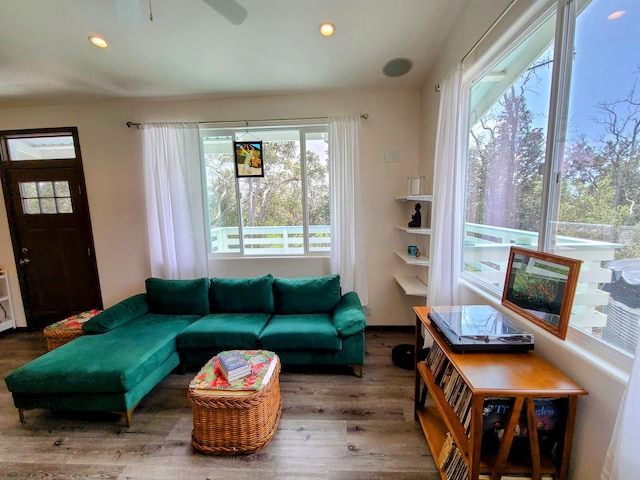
[177, 313, 271, 350]
[6, 314, 198, 394]
[259, 314, 342, 351]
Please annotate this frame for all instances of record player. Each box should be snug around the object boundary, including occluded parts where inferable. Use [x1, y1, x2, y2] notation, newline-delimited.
[427, 305, 534, 353]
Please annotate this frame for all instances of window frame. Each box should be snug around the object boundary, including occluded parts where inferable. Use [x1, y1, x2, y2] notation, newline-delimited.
[459, 0, 637, 365]
[200, 124, 330, 258]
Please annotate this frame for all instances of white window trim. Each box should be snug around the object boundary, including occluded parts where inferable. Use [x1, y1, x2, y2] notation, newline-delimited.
[459, 0, 636, 369]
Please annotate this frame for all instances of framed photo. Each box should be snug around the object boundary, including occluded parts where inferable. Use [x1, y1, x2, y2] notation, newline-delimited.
[234, 141, 264, 177]
[502, 247, 581, 340]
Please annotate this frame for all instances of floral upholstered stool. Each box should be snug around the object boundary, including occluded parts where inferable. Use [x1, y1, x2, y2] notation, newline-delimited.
[43, 309, 102, 351]
[188, 350, 282, 455]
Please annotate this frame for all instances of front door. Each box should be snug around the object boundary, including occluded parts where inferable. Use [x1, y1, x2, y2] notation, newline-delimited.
[0, 127, 102, 329]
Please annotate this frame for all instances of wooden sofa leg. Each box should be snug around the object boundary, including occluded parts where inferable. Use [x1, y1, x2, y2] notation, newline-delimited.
[351, 365, 363, 378]
[124, 410, 133, 428]
[18, 408, 25, 424]
[116, 409, 134, 427]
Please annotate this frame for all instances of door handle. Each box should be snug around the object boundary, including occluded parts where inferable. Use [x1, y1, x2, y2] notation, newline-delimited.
[20, 247, 30, 266]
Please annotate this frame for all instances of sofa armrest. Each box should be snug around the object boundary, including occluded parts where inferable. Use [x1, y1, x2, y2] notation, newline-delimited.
[333, 291, 366, 338]
[82, 293, 149, 334]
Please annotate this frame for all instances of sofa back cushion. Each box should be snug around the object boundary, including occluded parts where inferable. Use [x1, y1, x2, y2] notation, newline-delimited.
[145, 277, 210, 315]
[210, 274, 274, 313]
[273, 275, 341, 314]
[82, 293, 149, 334]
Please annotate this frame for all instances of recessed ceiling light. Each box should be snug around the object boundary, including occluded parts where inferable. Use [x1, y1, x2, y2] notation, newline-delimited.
[88, 35, 109, 48]
[320, 22, 335, 37]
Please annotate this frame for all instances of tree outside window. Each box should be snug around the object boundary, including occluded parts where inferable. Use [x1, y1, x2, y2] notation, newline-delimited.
[202, 127, 330, 255]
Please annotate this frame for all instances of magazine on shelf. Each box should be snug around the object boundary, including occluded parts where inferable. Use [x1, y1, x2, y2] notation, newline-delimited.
[428, 305, 535, 353]
[480, 397, 566, 463]
[481, 397, 513, 456]
[534, 397, 565, 459]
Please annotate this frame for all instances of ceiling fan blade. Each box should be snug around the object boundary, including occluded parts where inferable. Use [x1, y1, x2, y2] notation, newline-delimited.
[202, 0, 247, 25]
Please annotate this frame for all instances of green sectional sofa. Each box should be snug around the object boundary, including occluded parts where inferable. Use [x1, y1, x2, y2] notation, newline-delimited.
[5, 274, 366, 426]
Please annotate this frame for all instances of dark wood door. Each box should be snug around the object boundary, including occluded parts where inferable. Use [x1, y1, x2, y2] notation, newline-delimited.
[1, 128, 102, 329]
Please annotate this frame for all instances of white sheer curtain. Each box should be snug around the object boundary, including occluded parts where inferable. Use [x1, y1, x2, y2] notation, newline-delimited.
[428, 63, 466, 306]
[329, 115, 368, 304]
[601, 342, 640, 479]
[142, 122, 208, 279]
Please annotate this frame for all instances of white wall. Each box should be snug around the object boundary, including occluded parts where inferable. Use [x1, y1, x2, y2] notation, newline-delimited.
[0, 89, 425, 328]
[418, 1, 627, 478]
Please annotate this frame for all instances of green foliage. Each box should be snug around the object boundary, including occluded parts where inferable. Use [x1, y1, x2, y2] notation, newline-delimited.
[204, 133, 330, 243]
[468, 67, 640, 261]
[467, 76, 545, 232]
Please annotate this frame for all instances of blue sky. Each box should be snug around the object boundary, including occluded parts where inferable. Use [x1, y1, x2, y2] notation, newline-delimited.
[566, 0, 639, 142]
[519, 0, 639, 142]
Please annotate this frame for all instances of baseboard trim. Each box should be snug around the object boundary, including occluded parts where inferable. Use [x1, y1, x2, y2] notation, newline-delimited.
[365, 325, 414, 332]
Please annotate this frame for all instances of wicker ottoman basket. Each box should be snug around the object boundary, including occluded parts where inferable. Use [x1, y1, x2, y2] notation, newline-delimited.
[188, 353, 282, 455]
[43, 310, 101, 351]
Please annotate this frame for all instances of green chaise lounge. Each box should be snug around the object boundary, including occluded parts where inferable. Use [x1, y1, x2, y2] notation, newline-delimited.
[5, 278, 209, 427]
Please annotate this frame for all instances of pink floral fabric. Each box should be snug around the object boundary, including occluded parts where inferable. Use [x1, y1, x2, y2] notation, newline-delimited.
[45, 309, 102, 331]
[189, 350, 277, 391]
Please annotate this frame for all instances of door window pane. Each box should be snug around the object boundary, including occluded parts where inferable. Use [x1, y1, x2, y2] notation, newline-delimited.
[23, 199, 41, 215]
[40, 198, 57, 214]
[54, 181, 70, 197]
[19, 180, 73, 215]
[552, 0, 640, 354]
[37, 181, 54, 197]
[56, 198, 73, 213]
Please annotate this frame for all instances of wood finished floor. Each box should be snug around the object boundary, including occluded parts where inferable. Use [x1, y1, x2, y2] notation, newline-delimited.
[0, 329, 439, 480]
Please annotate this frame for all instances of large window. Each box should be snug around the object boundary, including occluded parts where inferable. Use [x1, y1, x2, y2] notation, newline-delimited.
[201, 125, 330, 256]
[464, 0, 640, 355]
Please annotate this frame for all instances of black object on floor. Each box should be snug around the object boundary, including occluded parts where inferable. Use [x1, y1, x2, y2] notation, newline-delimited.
[392, 344, 430, 370]
[392, 344, 414, 370]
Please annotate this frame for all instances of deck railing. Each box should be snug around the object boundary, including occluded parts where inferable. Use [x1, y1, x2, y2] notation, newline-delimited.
[464, 222, 623, 332]
[211, 225, 330, 255]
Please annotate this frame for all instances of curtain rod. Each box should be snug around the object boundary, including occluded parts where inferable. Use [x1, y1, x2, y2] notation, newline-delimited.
[126, 113, 369, 129]
[461, 0, 518, 63]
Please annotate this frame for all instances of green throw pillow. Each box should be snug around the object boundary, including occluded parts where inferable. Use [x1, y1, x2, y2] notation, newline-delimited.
[210, 274, 274, 313]
[145, 277, 209, 315]
[273, 275, 341, 314]
[82, 293, 149, 333]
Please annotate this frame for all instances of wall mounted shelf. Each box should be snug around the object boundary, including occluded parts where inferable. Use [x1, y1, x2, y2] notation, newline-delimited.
[394, 195, 432, 297]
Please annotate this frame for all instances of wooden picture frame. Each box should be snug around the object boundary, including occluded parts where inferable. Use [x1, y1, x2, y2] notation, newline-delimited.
[502, 247, 581, 340]
[234, 141, 264, 177]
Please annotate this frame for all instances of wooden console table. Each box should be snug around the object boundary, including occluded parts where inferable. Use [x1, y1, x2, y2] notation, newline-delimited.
[413, 306, 587, 480]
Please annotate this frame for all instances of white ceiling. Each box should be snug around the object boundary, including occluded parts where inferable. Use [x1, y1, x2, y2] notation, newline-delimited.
[0, 0, 467, 107]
